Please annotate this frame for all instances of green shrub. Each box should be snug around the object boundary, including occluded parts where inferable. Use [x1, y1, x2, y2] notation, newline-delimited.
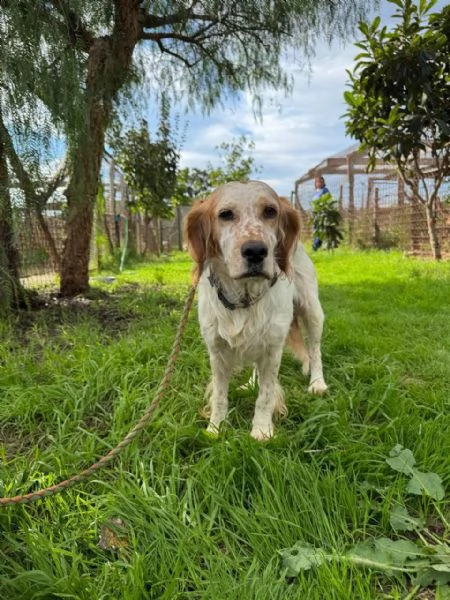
[311, 192, 343, 249]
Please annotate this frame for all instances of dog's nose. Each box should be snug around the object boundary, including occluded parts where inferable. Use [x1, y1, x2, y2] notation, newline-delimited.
[241, 240, 268, 264]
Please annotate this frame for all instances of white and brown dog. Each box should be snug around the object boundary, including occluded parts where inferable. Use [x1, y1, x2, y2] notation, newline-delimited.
[185, 180, 327, 439]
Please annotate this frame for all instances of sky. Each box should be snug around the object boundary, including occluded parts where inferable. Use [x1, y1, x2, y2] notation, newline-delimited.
[172, 0, 447, 198]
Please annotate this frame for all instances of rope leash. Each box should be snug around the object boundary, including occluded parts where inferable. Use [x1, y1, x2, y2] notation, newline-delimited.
[0, 283, 197, 507]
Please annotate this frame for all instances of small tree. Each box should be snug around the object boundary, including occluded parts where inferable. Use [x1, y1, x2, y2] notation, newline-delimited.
[344, 0, 450, 260]
[207, 135, 261, 188]
[174, 135, 261, 205]
[311, 192, 344, 250]
[112, 103, 180, 255]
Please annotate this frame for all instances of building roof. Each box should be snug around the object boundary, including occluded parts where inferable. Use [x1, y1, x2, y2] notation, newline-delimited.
[295, 143, 447, 188]
[294, 144, 397, 187]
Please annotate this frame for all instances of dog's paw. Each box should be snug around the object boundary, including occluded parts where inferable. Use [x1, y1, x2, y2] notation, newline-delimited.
[203, 428, 219, 440]
[250, 423, 274, 441]
[308, 379, 328, 395]
[206, 422, 220, 437]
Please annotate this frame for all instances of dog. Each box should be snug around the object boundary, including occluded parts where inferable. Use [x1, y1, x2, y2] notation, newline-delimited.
[185, 180, 327, 440]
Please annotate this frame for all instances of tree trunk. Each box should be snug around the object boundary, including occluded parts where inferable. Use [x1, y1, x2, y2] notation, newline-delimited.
[0, 135, 27, 313]
[60, 81, 106, 296]
[59, 2, 141, 296]
[426, 200, 442, 260]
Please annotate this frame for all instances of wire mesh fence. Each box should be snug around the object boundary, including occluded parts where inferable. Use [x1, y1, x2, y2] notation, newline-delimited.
[16, 211, 63, 288]
[16, 207, 191, 289]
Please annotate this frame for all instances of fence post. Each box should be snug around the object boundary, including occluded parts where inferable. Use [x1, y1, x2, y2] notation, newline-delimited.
[397, 176, 405, 206]
[109, 159, 116, 212]
[347, 155, 355, 245]
[176, 205, 183, 251]
[373, 187, 380, 246]
[411, 200, 421, 254]
[338, 185, 343, 212]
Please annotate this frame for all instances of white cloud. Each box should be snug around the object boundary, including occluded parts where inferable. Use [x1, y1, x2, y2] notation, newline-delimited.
[177, 39, 358, 195]
[178, 66, 347, 193]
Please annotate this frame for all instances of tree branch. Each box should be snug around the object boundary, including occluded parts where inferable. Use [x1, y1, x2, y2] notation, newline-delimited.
[0, 116, 67, 209]
[155, 40, 199, 69]
[44, 0, 95, 51]
[36, 161, 68, 209]
[0, 115, 64, 267]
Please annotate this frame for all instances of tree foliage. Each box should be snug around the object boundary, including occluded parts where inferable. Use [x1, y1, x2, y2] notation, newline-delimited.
[173, 167, 211, 206]
[344, 0, 450, 259]
[0, 2, 74, 308]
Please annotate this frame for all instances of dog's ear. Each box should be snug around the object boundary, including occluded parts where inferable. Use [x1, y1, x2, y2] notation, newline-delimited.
[184, 195, 217, 275]
[276, 196, 301, 275]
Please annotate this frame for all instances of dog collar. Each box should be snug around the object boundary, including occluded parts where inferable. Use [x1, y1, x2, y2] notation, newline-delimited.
[207, 270, 278, 311]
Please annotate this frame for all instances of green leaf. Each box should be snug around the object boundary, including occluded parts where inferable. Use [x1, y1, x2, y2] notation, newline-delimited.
[414, 567, 450, 587]
[359, 21, 370, 36]
[349, 541, 390, 568]
[349, 537, 423, 572]
[431, 564, 450, 572]
[389, 505, 424, 532]
[374, 538, 423, 566]
[370, 16, 381, 34]
[343, 91, 356, 107]
[407, 470, 445, 500]
[419, 0, 438, 15]
[280, 544, 330, 576]
[386, 445, 416, 475]
[435, 544, 450, 560]
[437, 584, 450, 600]
[280, 538, 450, 581]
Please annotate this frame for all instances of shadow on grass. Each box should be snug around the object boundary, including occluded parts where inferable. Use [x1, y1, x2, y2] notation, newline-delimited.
[4, 284, 188, 346]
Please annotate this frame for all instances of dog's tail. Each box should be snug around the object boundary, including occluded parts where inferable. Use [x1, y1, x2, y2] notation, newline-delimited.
[273, 381, 288, 417]
[287, 319, 310, 376]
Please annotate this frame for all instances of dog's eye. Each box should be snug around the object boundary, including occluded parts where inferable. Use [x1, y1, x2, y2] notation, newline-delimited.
[218, 209, 235, 221]
[263, 206, 278, 219]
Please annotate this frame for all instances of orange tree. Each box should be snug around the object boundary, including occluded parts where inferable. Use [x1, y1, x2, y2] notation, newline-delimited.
[344, 0, 450, 260]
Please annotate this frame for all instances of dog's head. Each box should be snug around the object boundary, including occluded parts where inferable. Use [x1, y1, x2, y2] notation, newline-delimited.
[184, 181, 301, 279]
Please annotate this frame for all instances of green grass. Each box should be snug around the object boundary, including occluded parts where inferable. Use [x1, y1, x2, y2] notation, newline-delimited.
[0, 249, 449, 599]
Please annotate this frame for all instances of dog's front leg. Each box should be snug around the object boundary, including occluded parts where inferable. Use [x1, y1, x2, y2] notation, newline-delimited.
[251, 348, 285, 440]
[205, 345, 233, 434]
[299, 302, 328, 395]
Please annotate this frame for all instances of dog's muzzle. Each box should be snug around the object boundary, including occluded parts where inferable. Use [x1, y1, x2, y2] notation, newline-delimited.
[241, 240, 268, 276]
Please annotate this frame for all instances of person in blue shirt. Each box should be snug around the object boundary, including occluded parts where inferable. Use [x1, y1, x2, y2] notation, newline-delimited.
[312, 175, 329, 251]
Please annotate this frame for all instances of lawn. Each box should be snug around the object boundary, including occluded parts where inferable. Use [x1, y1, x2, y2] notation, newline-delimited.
[0, 249, 449, 599]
